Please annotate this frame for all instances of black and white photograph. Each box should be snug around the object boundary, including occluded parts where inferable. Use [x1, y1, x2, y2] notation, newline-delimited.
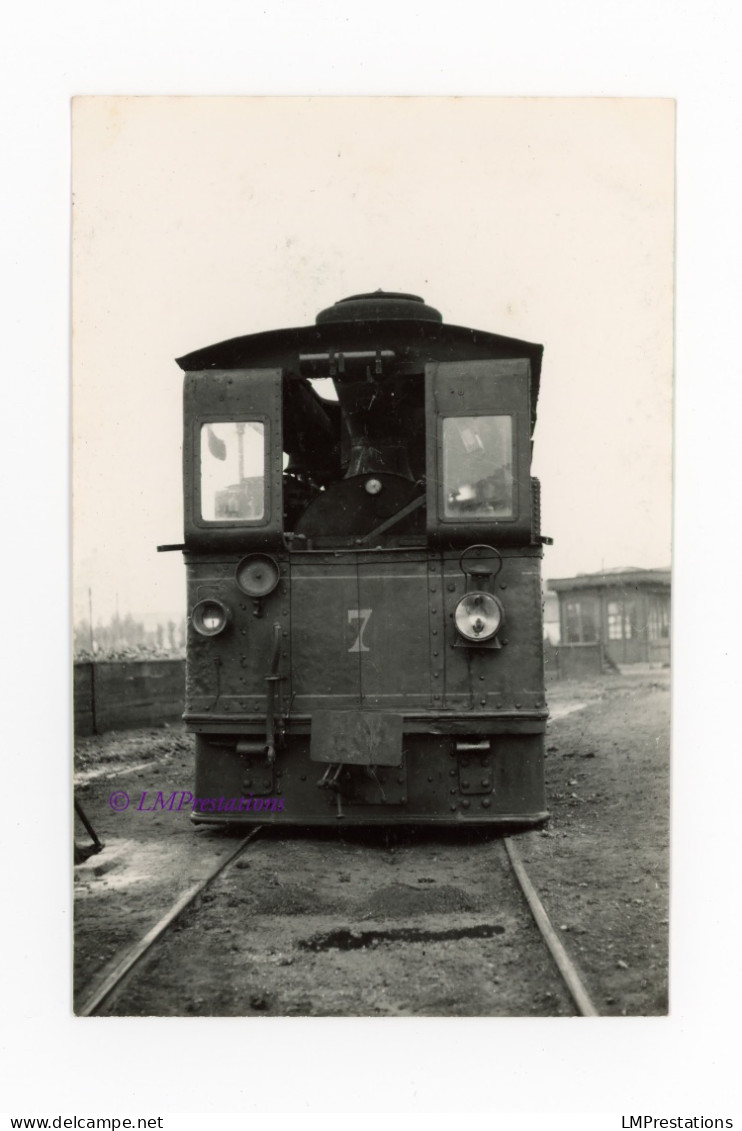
[4, 2, 742, 1123]
[71, 97, 673, 1019]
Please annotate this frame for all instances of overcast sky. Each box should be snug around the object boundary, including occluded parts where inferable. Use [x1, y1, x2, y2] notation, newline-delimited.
[72, 97, 673, 624]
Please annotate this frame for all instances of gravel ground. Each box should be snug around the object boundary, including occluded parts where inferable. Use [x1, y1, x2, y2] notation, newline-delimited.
[74, 668, 669, 1016]
[518, 667, 670, 1015]
[99, 833, 576, 1017]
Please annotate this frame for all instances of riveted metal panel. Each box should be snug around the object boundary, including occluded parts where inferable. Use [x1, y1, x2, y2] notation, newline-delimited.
[288, 559, 362, 710]
[343, 761, 408, 805]
[184, 553, 290, 723]
[441, 549, 545, 714]
[426, 555, 446, 711]
[457, 742, 495, 795]
[357, 558, 431, 708]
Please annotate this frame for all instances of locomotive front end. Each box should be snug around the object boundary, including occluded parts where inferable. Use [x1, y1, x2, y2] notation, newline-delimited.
[175, 292, 549, 826]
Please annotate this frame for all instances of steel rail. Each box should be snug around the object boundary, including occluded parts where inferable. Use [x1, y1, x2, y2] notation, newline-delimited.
[503, 835, 599, 1017]
[77, 828, 262, 1017]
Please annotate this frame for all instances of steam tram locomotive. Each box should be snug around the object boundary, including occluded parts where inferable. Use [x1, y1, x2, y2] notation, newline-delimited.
[170, 291, 550, 825]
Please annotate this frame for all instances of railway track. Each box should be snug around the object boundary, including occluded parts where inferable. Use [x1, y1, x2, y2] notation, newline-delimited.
[78, 828, 597, 1018]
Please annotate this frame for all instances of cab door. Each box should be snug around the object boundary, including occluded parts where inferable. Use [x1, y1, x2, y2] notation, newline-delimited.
[183, 367, 283, 552]
[425, 358, 533, 547]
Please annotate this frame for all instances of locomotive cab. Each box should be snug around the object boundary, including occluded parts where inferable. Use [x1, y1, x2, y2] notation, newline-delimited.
[175, 292, 549, 826]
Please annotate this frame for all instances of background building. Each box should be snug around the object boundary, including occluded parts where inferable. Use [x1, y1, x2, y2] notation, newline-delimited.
[546, 567, 671, 675]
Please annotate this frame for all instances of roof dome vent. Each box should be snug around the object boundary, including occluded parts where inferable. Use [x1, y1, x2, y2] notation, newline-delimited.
[316, 289, 443, 325]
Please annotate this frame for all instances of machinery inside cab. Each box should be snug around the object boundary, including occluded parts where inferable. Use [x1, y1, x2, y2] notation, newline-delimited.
[180, 292, 542, 552]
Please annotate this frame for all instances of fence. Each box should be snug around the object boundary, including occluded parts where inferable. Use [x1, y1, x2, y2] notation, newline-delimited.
[74, 659, 185, 737]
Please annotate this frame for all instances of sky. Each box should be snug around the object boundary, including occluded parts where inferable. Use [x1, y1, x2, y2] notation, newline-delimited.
[72, 97, 674, 625]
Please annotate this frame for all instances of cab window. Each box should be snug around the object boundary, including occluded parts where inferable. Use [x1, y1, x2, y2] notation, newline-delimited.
[442, 415, 514, 519]
[200, 422, 265, 521]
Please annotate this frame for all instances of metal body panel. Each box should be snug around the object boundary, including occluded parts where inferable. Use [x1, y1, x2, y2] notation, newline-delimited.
[287, 554, 433, 711]
[188, 714, 547, 735]
[184, 546, 547, 826]
[441, 556, 545, 713]
[183, 547, 545, 723]
[192, 731, 546, 826]
[184, 554, 290, 720]
[288, 564, 360, 708]
[357, 559, 431, 708]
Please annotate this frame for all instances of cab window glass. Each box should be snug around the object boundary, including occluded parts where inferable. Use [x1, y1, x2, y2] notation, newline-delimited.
[442, 415, 514, 518]
[200, 422, 265, 521]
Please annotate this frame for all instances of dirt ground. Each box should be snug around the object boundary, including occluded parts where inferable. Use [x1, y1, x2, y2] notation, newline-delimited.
[74, 668, 669, 1016]
[99, 833, 576, 1017]
[521, 667, 670, 1015]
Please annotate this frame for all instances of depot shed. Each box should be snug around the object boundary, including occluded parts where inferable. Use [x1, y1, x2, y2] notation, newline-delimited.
[548, 567, 671, 670]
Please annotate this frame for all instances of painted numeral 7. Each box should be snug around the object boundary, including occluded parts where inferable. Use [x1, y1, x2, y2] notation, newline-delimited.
[348, 608, 372, 653]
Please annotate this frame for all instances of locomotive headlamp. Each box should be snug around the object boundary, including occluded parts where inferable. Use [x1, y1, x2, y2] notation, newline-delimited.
[235, 553, 280, 598]
[365, 478, 382, 495]
[192, 599, 231, 637]
[454, 592, 503, 643]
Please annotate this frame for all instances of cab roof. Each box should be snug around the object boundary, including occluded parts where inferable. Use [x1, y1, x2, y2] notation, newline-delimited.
[176, 292, 544, 431]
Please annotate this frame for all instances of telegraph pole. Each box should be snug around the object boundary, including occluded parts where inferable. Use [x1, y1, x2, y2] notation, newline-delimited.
[88, 586, 97, 735]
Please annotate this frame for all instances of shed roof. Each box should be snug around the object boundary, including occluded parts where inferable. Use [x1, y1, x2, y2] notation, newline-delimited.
[548, 568, 671, 593]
